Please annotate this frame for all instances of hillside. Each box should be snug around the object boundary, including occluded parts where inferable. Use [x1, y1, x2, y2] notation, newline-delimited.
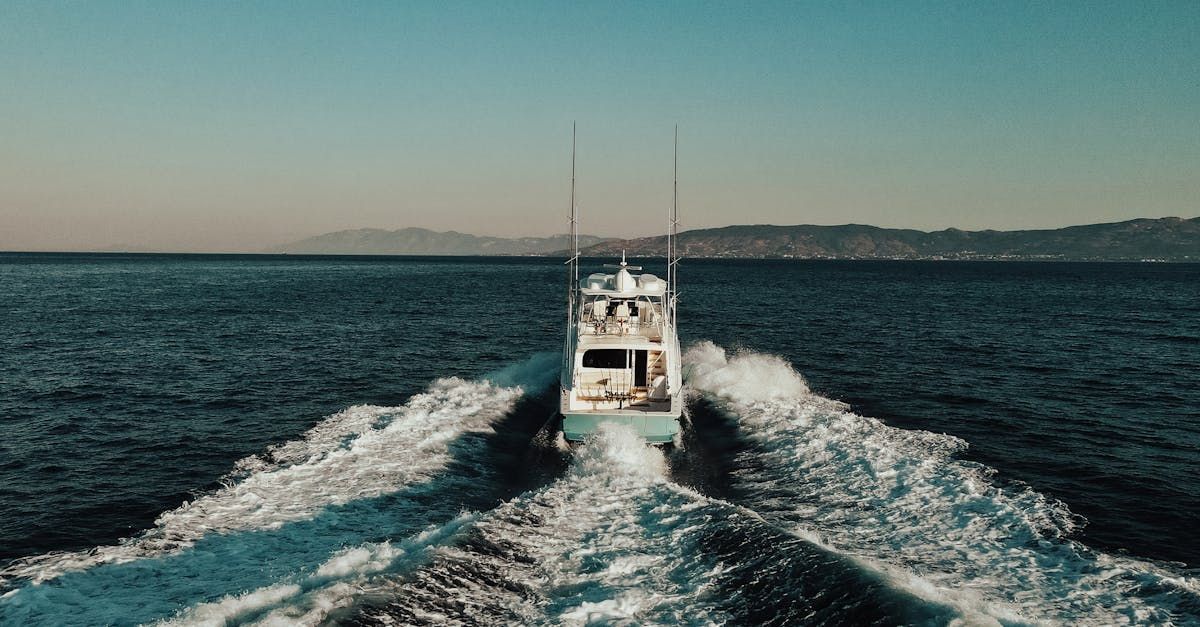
[577, 217, 1200, 261]
[273, 218, 1199, 260]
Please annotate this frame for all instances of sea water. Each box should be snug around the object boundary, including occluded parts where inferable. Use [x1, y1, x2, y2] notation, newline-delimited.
[0, 254, 1197, 625]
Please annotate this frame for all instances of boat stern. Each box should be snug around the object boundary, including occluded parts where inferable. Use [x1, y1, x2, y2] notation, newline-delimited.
[561, 411, 681, 444]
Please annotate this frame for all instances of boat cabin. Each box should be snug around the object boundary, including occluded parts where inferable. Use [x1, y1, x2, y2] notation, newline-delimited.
[564, 265, 675, 413]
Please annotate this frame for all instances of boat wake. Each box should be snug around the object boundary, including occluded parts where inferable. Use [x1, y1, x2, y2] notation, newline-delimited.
[684, 341, 1200, 624]
[2, 348, 1196, 625]
[0, 354, 560, 626]
[162, 424, 969, 626]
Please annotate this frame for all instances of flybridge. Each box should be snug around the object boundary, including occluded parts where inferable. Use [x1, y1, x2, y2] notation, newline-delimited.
[576, 255, 667, 341]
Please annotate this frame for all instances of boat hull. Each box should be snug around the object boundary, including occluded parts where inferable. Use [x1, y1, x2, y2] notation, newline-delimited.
[561, 411, 681, 444]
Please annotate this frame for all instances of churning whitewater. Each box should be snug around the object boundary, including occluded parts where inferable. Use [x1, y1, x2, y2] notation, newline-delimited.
[1, 347, 1196, 626]
[154, 424, 960, 626]
[684, 342, 1200, 625]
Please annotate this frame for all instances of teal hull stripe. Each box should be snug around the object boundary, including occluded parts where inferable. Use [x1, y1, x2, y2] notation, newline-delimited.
[562, 413, 680, 444]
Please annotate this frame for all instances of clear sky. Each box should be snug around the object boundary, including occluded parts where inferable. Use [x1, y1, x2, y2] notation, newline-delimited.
[1, 1, 1197, 251]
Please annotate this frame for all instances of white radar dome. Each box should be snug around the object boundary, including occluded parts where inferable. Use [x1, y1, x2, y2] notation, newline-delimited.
[583, 273, 608, 290]
[637, 274, 662, 291]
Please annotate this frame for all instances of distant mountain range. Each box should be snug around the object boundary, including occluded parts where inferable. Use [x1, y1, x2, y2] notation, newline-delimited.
[275, 217, 1199, 261]
[578, 217, 1200, 261]
[274, 228, 613, 256]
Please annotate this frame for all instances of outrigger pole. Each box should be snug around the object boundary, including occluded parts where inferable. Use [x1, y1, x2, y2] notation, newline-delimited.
[564, 123, 579, 379]
[569, 121, 579, 289]
[668, 125, 680, 322]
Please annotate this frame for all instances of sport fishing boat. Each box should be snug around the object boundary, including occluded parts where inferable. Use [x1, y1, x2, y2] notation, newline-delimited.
[558, 126, 683, 444]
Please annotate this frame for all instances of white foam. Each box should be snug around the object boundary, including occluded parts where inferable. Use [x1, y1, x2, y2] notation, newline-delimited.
[162, 419, 1022, 626]
[160, 513, 479, 626]
[685, 341, 1199, 623]
[164, 583, 302, 627]
[569, 421, 669, 480]
[0, 353, 558, 589]
[181, 424, 737, 626]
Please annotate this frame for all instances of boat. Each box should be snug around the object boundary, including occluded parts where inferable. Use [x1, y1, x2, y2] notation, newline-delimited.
[558, 126, 683, 444]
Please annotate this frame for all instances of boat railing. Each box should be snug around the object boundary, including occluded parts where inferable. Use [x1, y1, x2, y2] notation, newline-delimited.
[577, 305, 665, 338]
[579, 319, 663, 338]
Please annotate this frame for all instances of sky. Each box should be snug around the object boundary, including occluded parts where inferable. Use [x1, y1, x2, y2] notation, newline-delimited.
[1, 1, 1197, 252]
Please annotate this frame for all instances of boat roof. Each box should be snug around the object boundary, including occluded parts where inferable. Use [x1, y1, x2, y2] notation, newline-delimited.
[580, 268, 666, 297]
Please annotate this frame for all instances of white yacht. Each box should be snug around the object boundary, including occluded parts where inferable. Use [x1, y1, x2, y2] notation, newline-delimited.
[558, 127, 683, 444]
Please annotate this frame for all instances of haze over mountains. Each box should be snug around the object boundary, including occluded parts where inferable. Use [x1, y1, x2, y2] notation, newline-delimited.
[275, 218, 1199, 261]
[274, 228, 613, 256]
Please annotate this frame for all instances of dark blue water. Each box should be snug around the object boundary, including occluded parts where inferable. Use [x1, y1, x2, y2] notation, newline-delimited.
[0, 253, 1197, 625]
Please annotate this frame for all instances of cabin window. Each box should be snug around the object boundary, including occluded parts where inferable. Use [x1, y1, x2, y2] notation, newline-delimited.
[582, 349, 628, 369]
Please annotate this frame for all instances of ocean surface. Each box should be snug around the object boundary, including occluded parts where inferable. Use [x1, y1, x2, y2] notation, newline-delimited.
[0, 253, 1197, 625]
